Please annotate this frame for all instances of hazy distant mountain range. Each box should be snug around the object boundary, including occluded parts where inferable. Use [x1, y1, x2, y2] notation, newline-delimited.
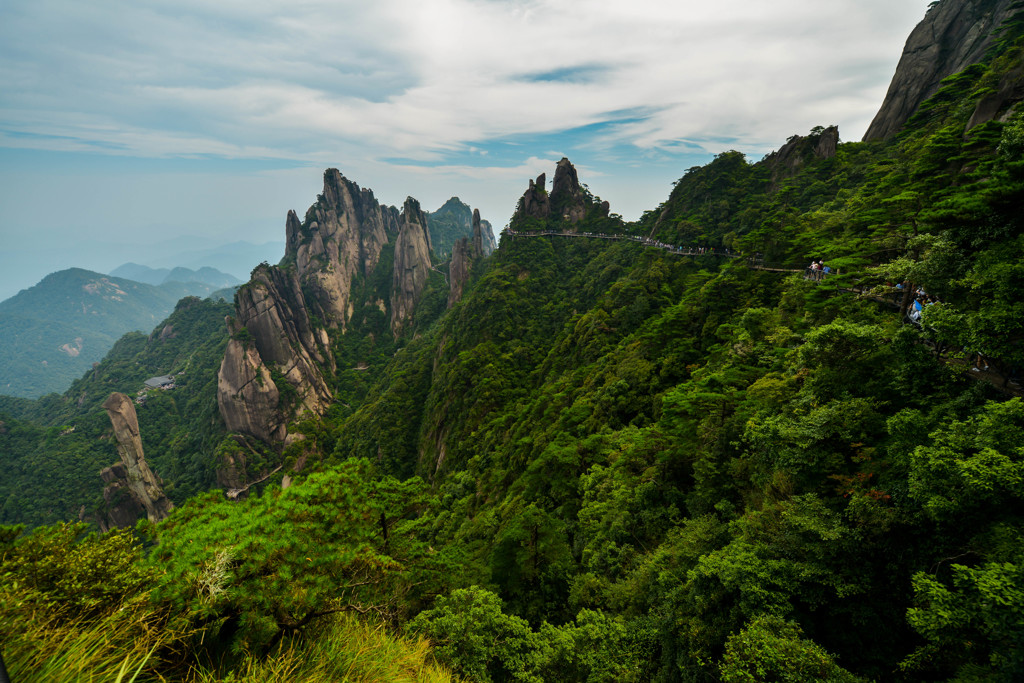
[0, 268, 231, 399]
[0, 239, 284, 304]
[108, 263, 242, 289]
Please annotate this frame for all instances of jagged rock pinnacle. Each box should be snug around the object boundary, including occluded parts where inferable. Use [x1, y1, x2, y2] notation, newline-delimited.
[101, 392, 173, 525]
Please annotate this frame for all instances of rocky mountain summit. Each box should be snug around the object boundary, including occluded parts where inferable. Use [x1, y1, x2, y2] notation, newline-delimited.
[512, 157, 611, 229]
[427, 197, 496, 257]
[765, 125, 839, 188]
[864, 0, 1021, 140]
[217, 169, 491, 444]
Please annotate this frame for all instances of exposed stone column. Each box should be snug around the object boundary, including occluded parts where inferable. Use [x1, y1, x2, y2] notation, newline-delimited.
[102, 392, 173, 523]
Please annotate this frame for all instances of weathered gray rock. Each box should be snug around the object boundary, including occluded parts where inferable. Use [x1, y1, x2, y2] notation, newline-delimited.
[217, 324, 285, 443]
[864, 0, 1021, 141]
[479, 217, 497, 255]
[516, 173, 551, 220]
[764, 126, 840, 189]
[288, 169, 401, 331]
[233, 265, 334, 412]
[219, 169, 414, 441]
[98, 463, 147, 531]
[472, 209, 484, 259]
[101, 392, 173, 525]
[448, 237, 470, 308]
[512, 158, 607, 229]
[391, 197, 433, 334]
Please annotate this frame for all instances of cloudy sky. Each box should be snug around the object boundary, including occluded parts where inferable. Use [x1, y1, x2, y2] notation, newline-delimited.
[0, 0, 933, 300]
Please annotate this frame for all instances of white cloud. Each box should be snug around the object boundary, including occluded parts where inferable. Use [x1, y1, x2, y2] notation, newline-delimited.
[1, 0, 933, 158]
[0, 0, 935, 294]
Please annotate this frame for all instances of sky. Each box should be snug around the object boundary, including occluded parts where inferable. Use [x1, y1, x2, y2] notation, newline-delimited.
[0, 0, 935, 301]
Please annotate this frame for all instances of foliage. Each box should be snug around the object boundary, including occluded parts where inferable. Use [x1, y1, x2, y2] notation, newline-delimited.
[719, 615, 862, 682]
[5, 11, 1024, 681]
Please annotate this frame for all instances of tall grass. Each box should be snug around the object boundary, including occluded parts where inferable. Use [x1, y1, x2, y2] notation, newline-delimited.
[185, 613, 461, 683]
[0, 598, 180, 683]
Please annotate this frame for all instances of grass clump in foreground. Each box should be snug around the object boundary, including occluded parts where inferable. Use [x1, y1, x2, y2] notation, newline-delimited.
[186, 613, 462, 683]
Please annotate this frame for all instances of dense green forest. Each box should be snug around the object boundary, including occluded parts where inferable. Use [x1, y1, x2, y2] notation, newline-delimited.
[3, 7, 1024, 682]
[0, 296, 233, 526]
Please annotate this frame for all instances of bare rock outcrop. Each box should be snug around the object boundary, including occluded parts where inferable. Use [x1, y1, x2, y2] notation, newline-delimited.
[218, 168, 445, 443]
[479, 218, 497, 255]
[864, 0, 1021, 141]
[512, 158, 609, 229]
[391, 198, 433, 333]
[100, 392, 173, 526]
[472, 209, 485, 258]
[287, 169, 401, 331]
[764, 126, 840, 189]
[217, 321, 285, 443]
[516, 172, 551, 221]
[234, 265, 334, 411]
[448, 237, 470, 308]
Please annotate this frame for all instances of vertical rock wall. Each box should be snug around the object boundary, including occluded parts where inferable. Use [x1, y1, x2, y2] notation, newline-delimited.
[391, 197, 433, 334]
[863, 0, 1021, 141]
[101, 392, 173, 525]
[218, 168, 439, 443]
[448, 237, 470, 308]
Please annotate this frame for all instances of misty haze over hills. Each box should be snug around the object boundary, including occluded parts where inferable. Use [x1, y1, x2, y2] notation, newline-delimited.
[0, 238, 285, 303]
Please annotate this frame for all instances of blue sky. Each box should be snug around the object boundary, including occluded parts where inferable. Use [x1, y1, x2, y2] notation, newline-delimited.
[0, 0, 934, 300]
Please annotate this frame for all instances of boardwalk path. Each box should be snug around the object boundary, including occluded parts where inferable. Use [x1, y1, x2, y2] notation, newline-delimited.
[501, 228, 1021, 395]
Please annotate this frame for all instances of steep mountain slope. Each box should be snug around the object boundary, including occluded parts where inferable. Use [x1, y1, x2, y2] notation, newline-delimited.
[864, 0, 1023, 140]
[427, 196, 497, 257]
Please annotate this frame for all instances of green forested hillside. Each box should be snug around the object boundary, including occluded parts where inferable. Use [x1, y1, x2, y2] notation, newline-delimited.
[3, 10, 1024, 683]
[0, 268, 223, 398]
[0, 297, 232, 527]
[428, 197, 495, 256]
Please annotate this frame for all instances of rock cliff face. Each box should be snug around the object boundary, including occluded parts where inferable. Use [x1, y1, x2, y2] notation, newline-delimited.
[100, 392, 173, 527]
[479, 218, 497, 255]
[516, 172, 551, 221]
[512, 158, 610, 229]
[864, 0, 1021, 141]
[472, 209, 485, 258]
[391, 198, 433, 334]
[217, 320, 285, 443]
[287, 169, 400, 331]
[448, 237, 470, 308]
[217, 169, 440, 443]
[764, 126, 840, 189]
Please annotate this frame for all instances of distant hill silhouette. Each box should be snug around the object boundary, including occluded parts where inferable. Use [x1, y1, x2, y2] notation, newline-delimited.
[0, 268, 220, 398]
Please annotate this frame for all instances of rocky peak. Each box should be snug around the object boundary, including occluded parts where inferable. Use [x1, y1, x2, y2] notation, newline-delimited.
[472, 209, 484, 258]
[764, 126, 839, 188]
[516, 172, 551, 221]
[864, 0, 1021, 141]
[100, 392, 173, 526]
[391, 197, 434, 334]
[289, 169, 400, 330]
[512, 158, 610, 229]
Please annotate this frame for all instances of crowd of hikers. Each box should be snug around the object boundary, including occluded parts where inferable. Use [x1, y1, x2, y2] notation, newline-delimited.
[805, 259, 836, 280]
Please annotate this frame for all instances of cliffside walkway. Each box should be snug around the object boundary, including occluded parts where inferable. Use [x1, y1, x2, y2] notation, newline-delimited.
[501, 227, 1021, 394]
[502, 228, 745, 260]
